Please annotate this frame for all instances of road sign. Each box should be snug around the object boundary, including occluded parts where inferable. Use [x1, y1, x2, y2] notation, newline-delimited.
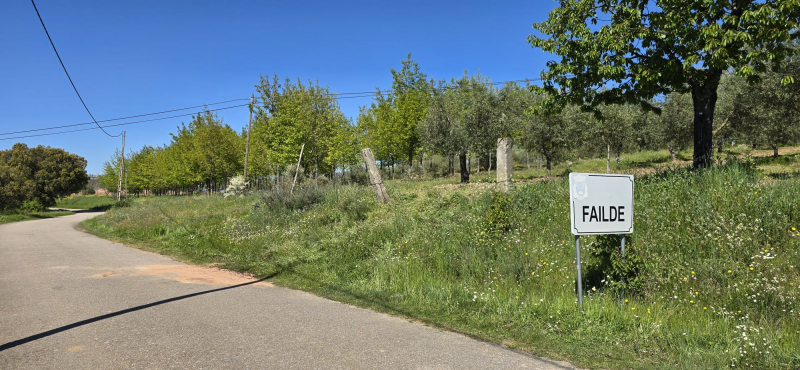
[569, 173, 634, 235]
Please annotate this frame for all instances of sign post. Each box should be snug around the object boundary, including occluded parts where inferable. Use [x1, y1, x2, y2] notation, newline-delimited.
[569, 173, 634, 310]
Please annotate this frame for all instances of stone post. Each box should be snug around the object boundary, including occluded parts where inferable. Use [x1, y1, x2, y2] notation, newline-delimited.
[496, 137, 513, 192]
[361, 148, 390, 203]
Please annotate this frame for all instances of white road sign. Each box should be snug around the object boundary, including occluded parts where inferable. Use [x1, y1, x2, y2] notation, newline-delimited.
[569, 173, 634, 235]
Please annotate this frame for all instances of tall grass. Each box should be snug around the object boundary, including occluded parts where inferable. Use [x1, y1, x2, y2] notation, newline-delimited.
[83, 162, 800, 369]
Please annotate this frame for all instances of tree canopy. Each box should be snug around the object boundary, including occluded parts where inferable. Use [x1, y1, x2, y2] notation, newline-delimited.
[0, 143, 88, 210]
[528, 0, 800, 167]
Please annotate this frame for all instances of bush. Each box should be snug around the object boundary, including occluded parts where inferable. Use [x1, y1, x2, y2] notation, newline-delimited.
[19, 200, 44, 213]
[255, 186, 325, 211]
[80, 184, 96, 196]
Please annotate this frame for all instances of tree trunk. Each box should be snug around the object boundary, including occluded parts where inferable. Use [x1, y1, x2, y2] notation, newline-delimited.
[489, 152, 492, 174]
[606, 144, 611, 173]
[691, 70, 722, 168]
[668, 145, 677, 162]
[615, 150, 620, 167]
[459, 153, 469, 183]
[773, 145, 779, 158]
[526, 151, 530, 169]
[545, 156, 552, 177]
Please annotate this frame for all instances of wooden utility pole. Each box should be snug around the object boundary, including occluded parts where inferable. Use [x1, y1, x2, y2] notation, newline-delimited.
[243, 94, 254, 180]
[117, 131, 126, 202]
[361, 148, 390, 203]
[124, 147, 129, 200]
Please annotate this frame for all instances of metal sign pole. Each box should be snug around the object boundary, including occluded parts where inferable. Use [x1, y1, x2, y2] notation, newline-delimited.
[620, 234, 626, 305]
[575, 235, 583, 311]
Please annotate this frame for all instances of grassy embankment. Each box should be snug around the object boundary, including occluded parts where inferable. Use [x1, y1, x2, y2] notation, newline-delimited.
[82, 151, 800, 369]
[0, 210, 74, 225]
[55, 195, 118, 211]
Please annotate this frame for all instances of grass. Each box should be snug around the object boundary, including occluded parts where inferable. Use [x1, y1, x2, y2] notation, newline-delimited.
[0, 210, 74, 225]
[55, 195, 118, 211]
[81, 156, 800, 369]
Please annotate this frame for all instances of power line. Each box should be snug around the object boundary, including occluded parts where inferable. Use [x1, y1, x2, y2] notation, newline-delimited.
[0, 104, 248, 141]
[0, 98, 250, 136]
[31, 0, 120, 137]
[3, 78, 541, 141]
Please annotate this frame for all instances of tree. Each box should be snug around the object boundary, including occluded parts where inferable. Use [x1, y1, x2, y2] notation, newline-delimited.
[172, 109, 242, 192]
[529, 0, 800, 168]
[254, 75, 355, 183]
[657, 92, 694, 161]
[359, 55, 433, 173]
[730, 58, 800, 156]
[512, 90, 579, 176]
[421, 73, 502, 183]
[0, 143, 88, 210]
[593, 104, 639, 172]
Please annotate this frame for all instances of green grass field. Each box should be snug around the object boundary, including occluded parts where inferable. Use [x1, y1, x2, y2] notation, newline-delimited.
[55, 195, 118, 211]
[81, 153, 800, 369]
[0, 210, 74, 225]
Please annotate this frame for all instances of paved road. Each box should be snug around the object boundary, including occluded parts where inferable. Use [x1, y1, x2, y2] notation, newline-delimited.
[0, 213, 575, 369]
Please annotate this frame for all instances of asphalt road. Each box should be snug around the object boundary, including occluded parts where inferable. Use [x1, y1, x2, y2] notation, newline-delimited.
[0, 212, 576, 369]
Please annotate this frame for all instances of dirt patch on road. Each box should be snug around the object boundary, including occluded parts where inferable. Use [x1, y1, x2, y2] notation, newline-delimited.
[92, 264, 272, 287]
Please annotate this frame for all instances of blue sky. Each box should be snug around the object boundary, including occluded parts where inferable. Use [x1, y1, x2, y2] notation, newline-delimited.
[1, 0, 558, 175]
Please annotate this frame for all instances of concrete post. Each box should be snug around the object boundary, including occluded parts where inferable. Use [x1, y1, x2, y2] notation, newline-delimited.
[496, 137, 513, 192]
[361, 148, 390, 203]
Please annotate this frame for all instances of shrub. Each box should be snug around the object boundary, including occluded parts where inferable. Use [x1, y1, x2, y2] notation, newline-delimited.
[19, 200, 44, 213]
[225, 175, 249, 198]
[255, 186, 324, 211]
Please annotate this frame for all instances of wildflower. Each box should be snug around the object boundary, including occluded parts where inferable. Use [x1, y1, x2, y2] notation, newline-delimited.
[691, 271, 695, 274]
[631, 307, 636, 310]
[728, 270, 732, 273]
[624, 299, 629, 303]
[525, 252, 528, 256]
[750, 267, 754, 271]
[690, 300, 694, 303]
[703, 307, 707, 310]
[793, 227, 797, 231]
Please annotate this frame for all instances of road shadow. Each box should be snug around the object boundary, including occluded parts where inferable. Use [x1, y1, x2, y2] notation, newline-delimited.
[0, 274, 275, 352]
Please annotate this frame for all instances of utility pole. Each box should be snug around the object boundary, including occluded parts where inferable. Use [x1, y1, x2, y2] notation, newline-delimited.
[117, 131, 126, 202]
[124, 147, 129, 200]
[243, 94, 254, 181]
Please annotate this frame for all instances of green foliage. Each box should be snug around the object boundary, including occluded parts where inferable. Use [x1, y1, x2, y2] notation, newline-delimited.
[419, 72, 502, 182]
[0, 143, 89, 210]
[84, 162, 800, 369]
[55, 195, 117, 211]
[482, 191, 514, 234]
[19, 199, 44, 213]
[586, 234, 649, 297]
[255, 186, 325, 211]
[528, 0, 800, 167]
[252, 75, 356, 180]
[359, 54, 432, 169]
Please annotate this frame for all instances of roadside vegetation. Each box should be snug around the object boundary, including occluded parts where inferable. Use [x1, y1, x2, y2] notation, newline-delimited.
[83, 154, 800, 370]
[0, 210, 74, 225]
[55, 195, 117, 211]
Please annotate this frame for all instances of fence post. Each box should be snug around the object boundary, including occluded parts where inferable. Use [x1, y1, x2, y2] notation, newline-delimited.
[496, 137, 513, 192]
[361, 148, 390, 203]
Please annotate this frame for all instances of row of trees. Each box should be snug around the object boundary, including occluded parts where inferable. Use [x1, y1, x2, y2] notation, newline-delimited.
[99, 51, 800, 194]
[99, 78, 361, 195]
[0, 143, 88, 211]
